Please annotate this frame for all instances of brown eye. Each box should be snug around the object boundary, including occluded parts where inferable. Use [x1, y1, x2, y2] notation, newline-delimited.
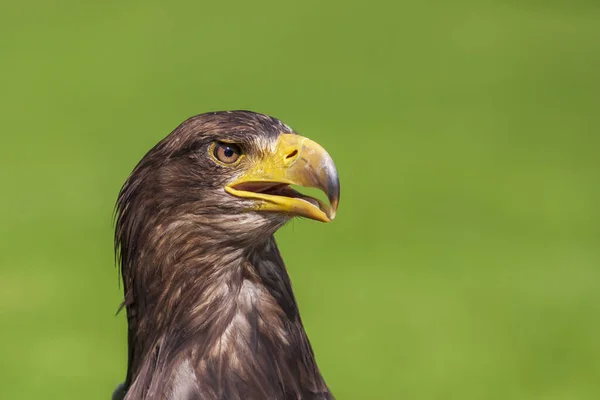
[213, 142, 242, 164]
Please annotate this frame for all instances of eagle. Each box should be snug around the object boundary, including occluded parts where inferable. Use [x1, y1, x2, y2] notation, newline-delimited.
[112, 111, 340, 400]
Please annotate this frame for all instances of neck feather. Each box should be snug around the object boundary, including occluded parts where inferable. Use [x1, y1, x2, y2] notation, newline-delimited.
[120, 219, 331, 400]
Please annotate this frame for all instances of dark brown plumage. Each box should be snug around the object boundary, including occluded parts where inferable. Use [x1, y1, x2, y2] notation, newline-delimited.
[113, 111, 339, 400]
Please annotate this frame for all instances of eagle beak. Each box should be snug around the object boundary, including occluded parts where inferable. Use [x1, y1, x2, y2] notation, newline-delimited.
[225, 133, 340, 222]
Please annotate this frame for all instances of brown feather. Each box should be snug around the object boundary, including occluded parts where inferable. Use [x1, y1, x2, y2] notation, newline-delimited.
[115, 111, 333, 400]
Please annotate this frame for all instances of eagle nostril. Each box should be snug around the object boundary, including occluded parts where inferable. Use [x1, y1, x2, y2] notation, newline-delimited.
[285, 149, 298, 162]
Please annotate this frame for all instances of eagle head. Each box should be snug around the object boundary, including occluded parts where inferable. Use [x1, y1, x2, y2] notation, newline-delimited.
[117, 111, 339, 248]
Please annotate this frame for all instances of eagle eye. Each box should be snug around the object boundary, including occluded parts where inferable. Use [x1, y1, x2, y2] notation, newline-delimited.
[212, 142, 242, 164]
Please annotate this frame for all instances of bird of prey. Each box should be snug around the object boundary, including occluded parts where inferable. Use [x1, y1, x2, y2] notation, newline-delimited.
[112, 111, 340, 400]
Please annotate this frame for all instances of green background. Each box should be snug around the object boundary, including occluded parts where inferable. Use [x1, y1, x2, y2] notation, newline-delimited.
[1, 1, 599, 399]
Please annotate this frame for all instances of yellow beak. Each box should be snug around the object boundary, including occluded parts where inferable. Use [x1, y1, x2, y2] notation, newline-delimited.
[225, 134, 340, 222]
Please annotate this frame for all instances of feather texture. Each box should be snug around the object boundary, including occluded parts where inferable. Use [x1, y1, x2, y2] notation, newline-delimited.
[114, 111, 333, 399]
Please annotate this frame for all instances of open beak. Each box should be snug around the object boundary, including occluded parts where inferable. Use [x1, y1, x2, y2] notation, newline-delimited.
[225, 133, 340, 222]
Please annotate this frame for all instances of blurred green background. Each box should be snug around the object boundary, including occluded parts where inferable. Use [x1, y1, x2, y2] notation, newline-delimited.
[1, 0, 599, 399]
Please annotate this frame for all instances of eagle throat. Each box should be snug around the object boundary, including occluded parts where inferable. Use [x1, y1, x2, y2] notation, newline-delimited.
[119, 223, 332, 400]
